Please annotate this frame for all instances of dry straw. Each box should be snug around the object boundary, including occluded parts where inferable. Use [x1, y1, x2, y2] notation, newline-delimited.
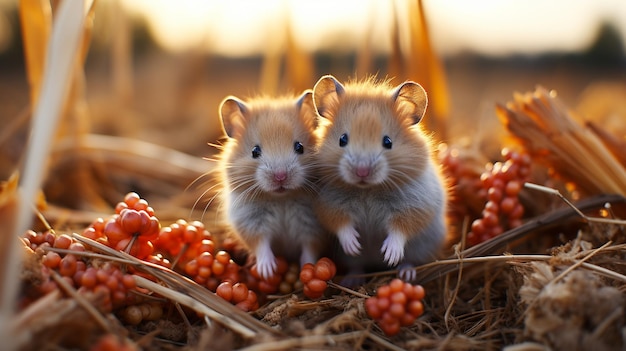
[3, 3, 95, 350]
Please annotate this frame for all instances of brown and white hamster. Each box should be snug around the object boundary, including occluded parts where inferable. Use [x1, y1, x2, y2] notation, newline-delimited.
[312, 75, 447, 282]
[217, 91, 325, 279]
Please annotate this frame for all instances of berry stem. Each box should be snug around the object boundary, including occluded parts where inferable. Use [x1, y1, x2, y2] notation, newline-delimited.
[327, 281, 370, 299]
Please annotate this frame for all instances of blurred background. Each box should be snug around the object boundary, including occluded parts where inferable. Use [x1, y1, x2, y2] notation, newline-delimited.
[0, 0, 625, 219]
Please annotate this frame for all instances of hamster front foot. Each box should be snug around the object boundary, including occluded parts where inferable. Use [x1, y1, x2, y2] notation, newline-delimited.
[397, 263, 417, 282]
[255, 238, 277, 279]
[337, 225, 361, 256]
[381, 231, 407, 266]
[299, 242, 317, 267]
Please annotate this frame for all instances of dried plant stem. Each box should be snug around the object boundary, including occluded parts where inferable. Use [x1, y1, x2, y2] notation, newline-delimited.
[50, 270, 112, 333]
[421, 253, 626, 284]
[497, 87, 626, 195]
[410, 193, 626, 283]
[327, 282, 370, 299]
[237, 330, 400, 351]
[525, 182, 626, 225]
[547, 240, 612, 286]
[366, 331, 409, 351]
[444, 249, 464, 331]
[5, 3, 94, 349]
[71, 234, 278, 337]
[53, 134, 208, 176]
[133, 275, 256, 339]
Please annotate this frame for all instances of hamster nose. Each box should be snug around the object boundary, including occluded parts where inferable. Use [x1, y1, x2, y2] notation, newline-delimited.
[356, 166, 370, 178]
[274, 170, 288, 182]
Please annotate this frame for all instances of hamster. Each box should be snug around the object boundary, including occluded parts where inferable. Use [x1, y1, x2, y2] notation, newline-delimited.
[312, 75, 448, 282]
[217, 91, 326, 279]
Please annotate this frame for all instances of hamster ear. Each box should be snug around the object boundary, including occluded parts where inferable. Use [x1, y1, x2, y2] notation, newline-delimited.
[391, 81, 428, 125]
[219, 96, 248, 138]
[313, 75, 345, 119]
[296, 90, 318, 130]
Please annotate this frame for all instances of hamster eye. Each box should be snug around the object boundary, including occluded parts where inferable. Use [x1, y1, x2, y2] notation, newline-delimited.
[382, 135, 392, 149]
[339, 133, 349, 147]
[294, 141, 304, 154]
[251, 145, 262, 159]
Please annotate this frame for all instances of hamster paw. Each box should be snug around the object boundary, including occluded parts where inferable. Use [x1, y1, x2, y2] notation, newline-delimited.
[256, 255, 277, 280]
[381, 231, 406, 266]
[397, 263, 417, 282]
[255, 244, 277, 279]
[337, 226, 361, 256]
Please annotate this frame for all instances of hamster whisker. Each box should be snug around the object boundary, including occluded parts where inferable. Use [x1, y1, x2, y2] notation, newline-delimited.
[201, 188, 224, 223]
[191, 182, 221, 216]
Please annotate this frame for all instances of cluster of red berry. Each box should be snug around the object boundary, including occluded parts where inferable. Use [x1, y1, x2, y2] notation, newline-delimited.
[467, 148, 531, 246]
[23, 192, 344, 321]
[299, 257, 337, 299]
[364, 279, 426, 336]
[23, 230, 146, 313]
[215, 281, 259, 312]
[82, 193, 160, 260]
[438, 143, 485, 225]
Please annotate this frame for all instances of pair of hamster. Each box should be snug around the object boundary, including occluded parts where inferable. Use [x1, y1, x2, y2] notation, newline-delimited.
[217, 75, 447, 282]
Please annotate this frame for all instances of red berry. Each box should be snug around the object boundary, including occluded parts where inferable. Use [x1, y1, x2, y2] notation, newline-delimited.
[216, 282, 233, 302]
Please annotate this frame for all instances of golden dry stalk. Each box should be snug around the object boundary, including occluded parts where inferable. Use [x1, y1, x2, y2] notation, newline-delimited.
[496, 86, 626, 197]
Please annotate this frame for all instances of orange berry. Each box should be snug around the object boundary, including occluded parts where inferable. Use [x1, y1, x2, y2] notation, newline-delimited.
[303, 285, 322, 300]
[275, 257, 289, 275]
[258, 281, 277, 294]
[389, 302, 405, 318]
[104, 219, 129, 245]
[365, 298, 382, 319]
[59, 254, 78, 277]
[314, 263, 333, 281]
[53, 234, 73, 250]
[376, 297, 390, 311]
[317, 257, 337, 277]
[400, 313, 415, 327]
[211, 261, 225, 276]
[266, 273, 282, 286]
[379, 320, 401, 336]
[216, 282, 233, 302]
[122, 274, 136, 289]
[215, 251, 230, 265]
[198, 266, 212, 279]
[390, 291, 407, 305]
[197, 239, 216, 255]
[197, 252, 214, 267]
[42, 251, 61, 269]
[134, 199, 149, 212]
[81, 268, 97, 289]
[299, 264, 315, 284]
[184, 260, 199, 276]
[389, 279, 404, 293]
[409, 285, 425, 301]
[376, 285, 391, 298]
[231, 283, 249, 304]
[505, 180, 522, 196]
[123, 192, 140, 208]
[407, 300, 424, 318]
[306, 278, 327, 293]
[119, 209, 142, 234]
[183, 226, 199, 243]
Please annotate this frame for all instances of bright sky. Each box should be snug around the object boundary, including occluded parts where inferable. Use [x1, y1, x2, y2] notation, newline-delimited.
[118, 0, 626, 57]
[0, 0, 624, 57]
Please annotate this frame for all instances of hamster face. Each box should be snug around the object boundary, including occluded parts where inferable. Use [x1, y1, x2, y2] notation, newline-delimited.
[219, 93, 318, 196]
[313, 76, 430, 189]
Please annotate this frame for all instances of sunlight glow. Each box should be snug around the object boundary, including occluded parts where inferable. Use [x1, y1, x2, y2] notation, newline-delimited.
[120, 0, 626, 57]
